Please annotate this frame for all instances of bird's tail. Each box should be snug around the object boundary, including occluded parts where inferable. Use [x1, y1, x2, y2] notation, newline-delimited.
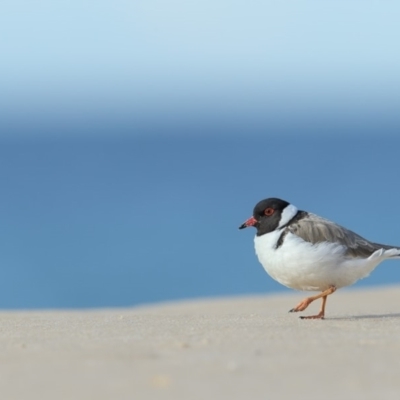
[369, 248, 400, 260]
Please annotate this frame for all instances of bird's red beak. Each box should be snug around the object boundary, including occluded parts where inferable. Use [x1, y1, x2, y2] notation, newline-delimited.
[239, 216, 257, 229]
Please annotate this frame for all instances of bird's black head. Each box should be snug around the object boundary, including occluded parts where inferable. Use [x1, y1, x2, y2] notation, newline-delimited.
[239, 198, 294, 236]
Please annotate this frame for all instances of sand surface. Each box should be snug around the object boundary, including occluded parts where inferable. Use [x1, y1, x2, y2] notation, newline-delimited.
[1, 286, 400, 400]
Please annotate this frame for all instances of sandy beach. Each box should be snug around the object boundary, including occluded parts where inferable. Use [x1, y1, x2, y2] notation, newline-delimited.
[1, 286, 400, 399]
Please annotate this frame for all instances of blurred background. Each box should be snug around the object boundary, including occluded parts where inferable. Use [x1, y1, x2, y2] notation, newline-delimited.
[1, 1, 400, 309]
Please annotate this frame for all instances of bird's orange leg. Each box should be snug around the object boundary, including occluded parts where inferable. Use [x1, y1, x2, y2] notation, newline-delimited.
[289, 286, 337, 319]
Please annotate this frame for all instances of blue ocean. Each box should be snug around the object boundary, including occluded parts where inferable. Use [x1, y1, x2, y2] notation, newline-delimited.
[1, 123, 400, 309]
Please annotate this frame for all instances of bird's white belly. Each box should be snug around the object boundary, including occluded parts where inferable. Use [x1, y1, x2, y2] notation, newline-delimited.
[254, 231, 380, 291]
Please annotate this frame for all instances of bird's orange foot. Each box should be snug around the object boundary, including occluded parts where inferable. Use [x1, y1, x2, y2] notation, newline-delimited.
[299, 312, 325, 320]
[289, 297, 313, 313]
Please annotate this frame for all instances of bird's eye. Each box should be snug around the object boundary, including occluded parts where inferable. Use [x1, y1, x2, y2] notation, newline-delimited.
[264, 208, 275, 216]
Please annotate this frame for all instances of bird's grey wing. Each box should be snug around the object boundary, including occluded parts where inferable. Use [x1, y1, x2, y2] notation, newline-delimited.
[287, 213, 394, 258]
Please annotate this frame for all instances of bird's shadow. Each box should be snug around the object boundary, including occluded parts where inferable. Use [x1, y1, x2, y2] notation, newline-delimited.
[326, 313, 400, 321]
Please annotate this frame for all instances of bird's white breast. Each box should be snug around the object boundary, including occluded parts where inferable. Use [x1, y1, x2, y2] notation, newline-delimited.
[254, 231, 382, 291]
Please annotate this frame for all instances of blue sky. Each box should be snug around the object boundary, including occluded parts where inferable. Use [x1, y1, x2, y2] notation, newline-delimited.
[1, 1, 400, 133]
[1, 2, 400, 309]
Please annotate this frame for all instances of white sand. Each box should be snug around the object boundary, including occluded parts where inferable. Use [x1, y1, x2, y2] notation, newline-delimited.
[1, 286, 400, 400]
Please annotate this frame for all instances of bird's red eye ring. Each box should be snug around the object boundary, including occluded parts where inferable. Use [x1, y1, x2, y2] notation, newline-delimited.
[264, 208, 274, 216]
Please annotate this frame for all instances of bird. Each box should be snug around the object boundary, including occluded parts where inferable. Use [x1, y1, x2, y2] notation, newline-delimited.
[239, 197, 400, 319]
